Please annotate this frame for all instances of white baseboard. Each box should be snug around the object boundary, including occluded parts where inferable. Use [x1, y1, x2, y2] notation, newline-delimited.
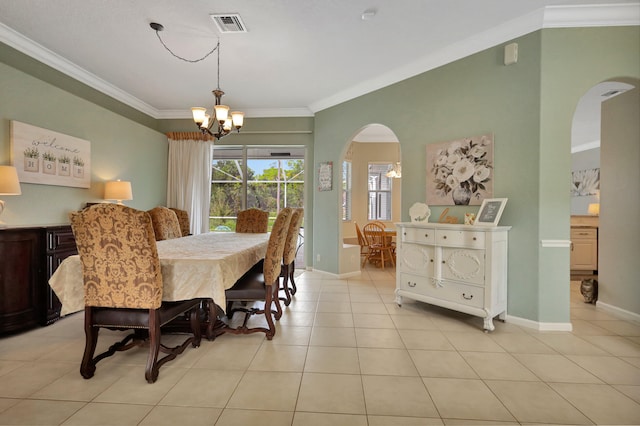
[596, 301, 640, 322]
[506, 314, 573, 332]
[304, 267, 362, 279]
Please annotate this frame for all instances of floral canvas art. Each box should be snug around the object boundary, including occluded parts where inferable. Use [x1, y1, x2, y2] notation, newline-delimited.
[571, 168, 599, 196]
[426, 134, 494, 205]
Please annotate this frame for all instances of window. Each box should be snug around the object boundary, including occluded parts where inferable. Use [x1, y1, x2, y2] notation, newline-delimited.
[342, 161, 352, 221]
[368, 163, 392, 221]
[210, 146, 304, 231]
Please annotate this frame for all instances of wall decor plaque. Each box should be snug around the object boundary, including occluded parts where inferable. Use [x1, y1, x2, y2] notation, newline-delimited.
[11, 121, 91, 188]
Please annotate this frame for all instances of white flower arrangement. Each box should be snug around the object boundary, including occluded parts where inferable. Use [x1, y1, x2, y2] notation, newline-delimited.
[430, 135, 493, 202]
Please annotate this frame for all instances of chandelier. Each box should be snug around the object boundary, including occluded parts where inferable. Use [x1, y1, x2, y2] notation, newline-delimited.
[149, 23, 244, 140]
[191, 41, 244, 139]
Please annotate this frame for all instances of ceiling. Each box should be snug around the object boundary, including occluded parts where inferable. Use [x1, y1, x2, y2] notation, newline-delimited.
[0, 0, 637, 132]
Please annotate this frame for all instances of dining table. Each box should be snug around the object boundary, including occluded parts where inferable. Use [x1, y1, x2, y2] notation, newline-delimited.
[49, 232, 270, 326]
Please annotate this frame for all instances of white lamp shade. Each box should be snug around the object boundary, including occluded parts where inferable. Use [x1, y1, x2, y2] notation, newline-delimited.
[588, 203, 600, 215]
[104, 180, 133, 202]
[231, 111, 244, 128]
[0, 166, 22, 195]
[214, 105, 229, 122]
[191, 107, 207, 125]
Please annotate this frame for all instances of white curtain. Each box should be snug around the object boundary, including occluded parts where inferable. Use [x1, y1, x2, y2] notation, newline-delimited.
[166, 133, 213, 234]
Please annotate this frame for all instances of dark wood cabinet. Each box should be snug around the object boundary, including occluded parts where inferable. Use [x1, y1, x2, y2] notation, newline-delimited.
[0, 225, 77, 335]
[0, 228, 43, 335]
[44, 226, 78, 325]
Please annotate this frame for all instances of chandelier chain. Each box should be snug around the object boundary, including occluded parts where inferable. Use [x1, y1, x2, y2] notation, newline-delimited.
[153, 29, 218, 63]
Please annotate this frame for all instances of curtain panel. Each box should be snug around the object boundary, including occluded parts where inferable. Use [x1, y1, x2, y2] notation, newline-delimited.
[166, 132, 213, 234]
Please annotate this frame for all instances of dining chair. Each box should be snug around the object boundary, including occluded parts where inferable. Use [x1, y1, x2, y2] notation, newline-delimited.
[70, 203, 202, 383]
[147, 206, 182, 240]
[224, 207, 293, 340]
[355, 222, 370, 267]
[363, 221, 396, 270]
[169, 207, 191, 236]
[236, 208, 269, 233]
[279, 208, 304, 306]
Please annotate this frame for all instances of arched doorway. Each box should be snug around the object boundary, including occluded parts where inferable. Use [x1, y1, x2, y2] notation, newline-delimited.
[569, 79, 638, 315]
[339, 124, 401, 275]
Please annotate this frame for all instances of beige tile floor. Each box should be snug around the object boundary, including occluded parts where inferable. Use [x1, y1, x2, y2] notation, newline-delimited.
[0, 269, 639, 425]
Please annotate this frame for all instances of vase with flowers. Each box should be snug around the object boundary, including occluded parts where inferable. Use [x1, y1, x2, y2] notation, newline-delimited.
[429, 134, 493, 205]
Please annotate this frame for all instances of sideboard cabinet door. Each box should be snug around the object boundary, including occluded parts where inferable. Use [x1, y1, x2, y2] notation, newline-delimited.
[0, 228, 43, 335]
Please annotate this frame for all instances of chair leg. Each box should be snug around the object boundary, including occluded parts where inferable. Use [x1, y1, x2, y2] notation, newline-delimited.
[145, 310, 161, 384]
[272, 282, 283, 320]
[280, 263, 292, 306]
[264, 285, 277, 340]
[80, 307, 98, 379]
[190, 307, 202, 348]
[289, 260, 298, 295]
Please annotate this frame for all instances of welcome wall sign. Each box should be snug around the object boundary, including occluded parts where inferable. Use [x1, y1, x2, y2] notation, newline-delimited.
[10, 121, 91, 189]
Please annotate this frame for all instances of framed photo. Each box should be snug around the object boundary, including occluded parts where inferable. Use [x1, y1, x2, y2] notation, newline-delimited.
[426, 133, 494, 206]
[318, 161, 333, 191]
[474, 198, 508, 226]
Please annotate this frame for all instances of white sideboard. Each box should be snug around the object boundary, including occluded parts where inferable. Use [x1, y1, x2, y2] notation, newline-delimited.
[395, 222, 510, 331]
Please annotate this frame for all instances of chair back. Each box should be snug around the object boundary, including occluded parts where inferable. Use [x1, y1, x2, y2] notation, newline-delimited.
[147, 206, 182, 240]
[282, 208, 304, 265]
[355, 222, 368, 246]
[236, 208, 269, 233]
[263, 208, 293, 285]
[362, 222, 388, 247]
[69, 203, 162, 310]
[169, 208, 190, 237]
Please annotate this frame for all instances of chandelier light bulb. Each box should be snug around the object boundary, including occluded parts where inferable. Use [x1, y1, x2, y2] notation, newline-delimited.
[191, 107, 207, 126]
[231, 111, 244, 129]
[215, 105, 229, 122]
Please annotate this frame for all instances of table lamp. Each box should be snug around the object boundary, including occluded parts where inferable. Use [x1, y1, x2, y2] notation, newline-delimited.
[104, 180, 133, 205]
[588, 203, 600, 216]
[0, 165, 22, 228]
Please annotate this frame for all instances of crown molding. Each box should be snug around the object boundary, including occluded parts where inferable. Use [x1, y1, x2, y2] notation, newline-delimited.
[156, 107, 314, 120]
[543, 3, 640, 28]
[0, 22, 161, 118]
[1, 4, 638, 119]
[310, 3, 639, 113]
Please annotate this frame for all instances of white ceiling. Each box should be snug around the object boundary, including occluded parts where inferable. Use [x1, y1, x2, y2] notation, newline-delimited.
[0, 0, 638, 133]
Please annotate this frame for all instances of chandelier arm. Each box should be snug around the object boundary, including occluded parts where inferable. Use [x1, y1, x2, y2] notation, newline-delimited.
[153, 29, 218, 63]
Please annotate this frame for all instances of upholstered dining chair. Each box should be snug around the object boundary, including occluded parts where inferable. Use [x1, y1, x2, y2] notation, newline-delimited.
[236, 208, 269, 233]
[279, 208, 304, 306]
[169, 207, 190, 237]
[70, 203, 202, 383]
[147, 206, 182, 241]
[363, 221, 396, 270]
[224, 207, 293, 340]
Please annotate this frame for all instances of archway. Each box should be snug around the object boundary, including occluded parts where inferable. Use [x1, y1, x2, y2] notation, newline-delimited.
[569, 79, 638, 316]
[339, 124, 401, 275]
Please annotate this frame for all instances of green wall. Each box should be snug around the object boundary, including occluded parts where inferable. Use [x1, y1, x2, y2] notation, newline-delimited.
[0, 59, 168, 224]
[313, 26, 639, 324]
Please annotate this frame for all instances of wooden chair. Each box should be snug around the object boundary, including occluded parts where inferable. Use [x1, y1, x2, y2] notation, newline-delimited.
[70, 203, 202, 383]
[355, 222, 370, 267]
[147, 206, 182, 241]
[279, 208, 304, 306]
[236, 208, 269, 233]
[169, 207, 190, 236]
[224, 207, 293, 340]
[363, 222, 396, 270]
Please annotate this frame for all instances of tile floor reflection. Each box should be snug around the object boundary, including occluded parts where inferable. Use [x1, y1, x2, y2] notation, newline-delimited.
[0, 271, 638, 425]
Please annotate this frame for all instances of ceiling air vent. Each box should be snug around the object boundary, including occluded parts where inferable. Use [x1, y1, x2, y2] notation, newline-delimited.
[210, 14, 247, 33]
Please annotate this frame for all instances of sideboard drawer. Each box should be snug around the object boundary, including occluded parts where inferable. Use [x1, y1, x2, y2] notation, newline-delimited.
[47, 227, 76, 251]
[401, 227, 435, 244]
[435, 230, 485, 248]
[399, 272, 484, 309]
